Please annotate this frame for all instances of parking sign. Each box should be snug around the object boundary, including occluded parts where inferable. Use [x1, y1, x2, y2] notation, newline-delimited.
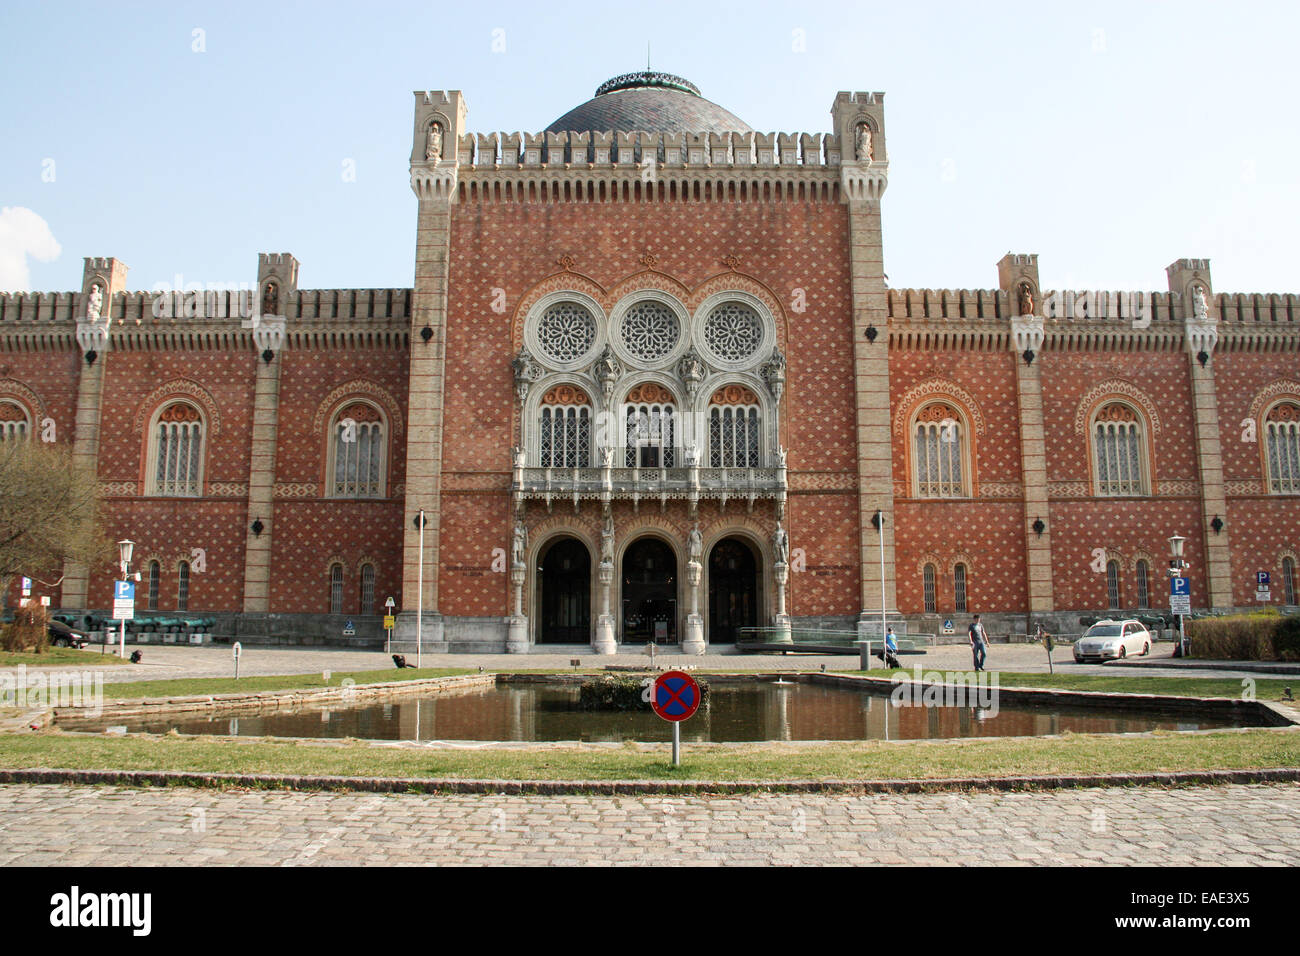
[1169, 576, 1191, 615]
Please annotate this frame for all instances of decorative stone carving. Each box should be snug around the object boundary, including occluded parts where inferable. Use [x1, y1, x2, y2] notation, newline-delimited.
[773, 522, 789, 565]
[688, 524, 703, 562]
[1017, 281, 1035, 318]
[511, 348, 542, 404]
[87, 283, 103, 320]
[537, 301, 597, 364]
[762, 347, 787, 404]
[426, 122, 443, 163]
[261, 281, 279, 318]
[776, 445, 787, 468]
[593, 345, 621, 403]
[1192, 285, 1209, 320]
[511, 522, 528, 569]
[619, 300, 680, 362]
[702, 302, 763, 364]
[677, 347, 705, 404]
[854, 122, 873, 162]
[600, 516, 615, 568]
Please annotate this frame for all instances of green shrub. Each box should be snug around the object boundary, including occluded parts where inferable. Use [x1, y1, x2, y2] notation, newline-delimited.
[1187, 612, 1300, 661]
[0, 605, 49, 654]
[578, 674, 710, 711]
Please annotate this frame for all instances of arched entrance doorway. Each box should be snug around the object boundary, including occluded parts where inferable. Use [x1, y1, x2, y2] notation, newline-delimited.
[708, 536, 759, 643]
[621, 538, 677, 644]
[537, 537, 590, 644]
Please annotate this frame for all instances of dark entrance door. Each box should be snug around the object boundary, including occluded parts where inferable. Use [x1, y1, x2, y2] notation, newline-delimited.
[621, 538, 676, 644]
[538, 537, 590, 643]
[708, 537, 758, 643]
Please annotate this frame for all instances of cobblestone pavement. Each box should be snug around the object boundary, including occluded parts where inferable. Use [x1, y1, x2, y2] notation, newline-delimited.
[2, 642, 1276, 686]
[0, 782, 1296, 865]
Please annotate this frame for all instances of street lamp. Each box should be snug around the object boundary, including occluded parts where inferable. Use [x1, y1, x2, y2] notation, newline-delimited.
[117, 539, 135, 659]
[1168, 534, 1188, 656]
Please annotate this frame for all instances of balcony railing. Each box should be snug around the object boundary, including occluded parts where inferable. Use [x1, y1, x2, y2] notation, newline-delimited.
[513, 460, 786, 510]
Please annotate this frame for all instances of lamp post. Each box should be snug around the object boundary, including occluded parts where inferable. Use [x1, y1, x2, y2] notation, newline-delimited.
[416, 510, 425, 670]
[117, 538, 134, 660]
[1168, 534, 1187, 657]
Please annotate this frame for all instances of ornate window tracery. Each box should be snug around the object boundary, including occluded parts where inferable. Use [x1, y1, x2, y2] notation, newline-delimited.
[330, 402, 385, 498]
[708, 386, 760, 468]
[150, 402, 204, 496]
[537, 301, 598, 365]
[619, 301, 680, 363]
[1265, 402, 1300, 494]
[624, 383, 675, 467]
[702, 302, 763, 365]
[913, 403, 966, 498]
[1093, 402, 1147, 496]
[539, 386, 591, 468]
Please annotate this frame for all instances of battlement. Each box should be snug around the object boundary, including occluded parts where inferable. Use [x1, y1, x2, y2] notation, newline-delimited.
[258, 252, 296, 268]
[886, 287, 1300, 324]
[415, 90, 459, 107]
[834, 91, 885, 107]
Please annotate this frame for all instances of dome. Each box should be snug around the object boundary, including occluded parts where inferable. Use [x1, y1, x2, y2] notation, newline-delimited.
[545, 71, 751, 135]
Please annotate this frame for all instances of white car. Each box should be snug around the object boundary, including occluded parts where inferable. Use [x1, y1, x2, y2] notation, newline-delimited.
[1073, 619, 1152, 662]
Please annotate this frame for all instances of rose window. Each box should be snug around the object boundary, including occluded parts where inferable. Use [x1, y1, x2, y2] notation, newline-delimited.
[703, 303, 763, 363]
[619, 301, 680, 362]
[537, 302, 597, 364]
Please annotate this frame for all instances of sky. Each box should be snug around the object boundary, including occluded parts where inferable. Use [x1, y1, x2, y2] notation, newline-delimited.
[1, 0, 1296, 295]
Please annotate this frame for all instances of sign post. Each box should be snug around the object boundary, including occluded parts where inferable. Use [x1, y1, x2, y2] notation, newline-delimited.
[113, 580, 135, 660]
[651, 670, 702, 766]
[1170, 576, 1191, 656]
[232, 641, 242, 679]
[1256, 571, 1271, 604]
[384, 596, 396, 653]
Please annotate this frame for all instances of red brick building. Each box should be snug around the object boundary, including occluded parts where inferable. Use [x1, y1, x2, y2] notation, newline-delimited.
[2, 72, 1297, 650]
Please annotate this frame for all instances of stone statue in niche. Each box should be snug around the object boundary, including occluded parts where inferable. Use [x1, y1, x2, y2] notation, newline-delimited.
[426, 122, 443, 163]
[594, 345, 621, 402]
[854, 122, 873, 162]
[601, 516, 615, 567]
[262, 281, 279, 318]
[776, 445, 787, 469]
[511, 522, 528, 568]
[86, 283, 103, 320]
[601, 446, 615, 468]
[511, 349, 541, 403]
[762, 347, 787, 404]
[688, 524, 703, 563]
[1017, 281, 1035, 317]
[773, 523, 789, 565]
[512, 446, 526, 469]
[1192, 285, 1209, 320]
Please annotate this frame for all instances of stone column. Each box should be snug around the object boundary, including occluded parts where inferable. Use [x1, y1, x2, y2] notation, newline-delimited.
[594, 562, 617, 654]
[1168, 259, 1233, 609]
[506, 563, 528, 653]
[999, 254, 1054, 617]
[682, 559, 705, 655]
[62, 257, 128, 611]
[395, 91, 466, 647]
[832, 92, 898, 626]
[772, 561, 793, 642]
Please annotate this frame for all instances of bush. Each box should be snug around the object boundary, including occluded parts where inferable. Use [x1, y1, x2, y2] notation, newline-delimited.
[0, 605, 50, 654]
[578, 674, 710, 711]
[1187, 611, 1300, 661]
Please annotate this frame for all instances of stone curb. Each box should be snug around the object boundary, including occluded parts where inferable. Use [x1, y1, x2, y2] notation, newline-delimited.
[2, 766, 1298, 796]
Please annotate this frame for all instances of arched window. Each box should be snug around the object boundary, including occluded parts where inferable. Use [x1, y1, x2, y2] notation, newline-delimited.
[147, 561, 160, 611]
[149, 402, 204, 496]
[329, 563, 344, 614]
[1106, 559, 1121, 610]
[624, 383, 675, 468]
[360, 563, 376, 615]
[538, 386, 591, 468]
[923, 564, 937, 614]
[1264, 402, 1300, 495]
[0, 400, 31, 441]
[1283, 557, 1297, 606]
[953, 563, 968, 613]
[912, 403, 967, 498]
[709, 386, 761, 468]
[1136, 559, 1150, 610]
[177, 560, 191, 612]
[1093, 402, 1147, 496]
[330, 402, 385, 498]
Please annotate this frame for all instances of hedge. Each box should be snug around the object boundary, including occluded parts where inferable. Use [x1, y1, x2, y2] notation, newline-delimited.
[578, 674, 711, 711]
[1187, 610, 1300, 661]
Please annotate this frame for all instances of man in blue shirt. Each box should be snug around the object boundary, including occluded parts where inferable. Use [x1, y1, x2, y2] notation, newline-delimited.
[969, 614, 988, 672]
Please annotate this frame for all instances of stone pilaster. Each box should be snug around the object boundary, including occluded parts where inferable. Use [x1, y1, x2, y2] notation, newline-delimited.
[62, 257, 128, 610]
[241, 255, 294, 613]
[832, 92, 897, 621]
[1168, 258, 1233, 609]
[998, 253, 1054, 615]
[396, 91, 466, 644]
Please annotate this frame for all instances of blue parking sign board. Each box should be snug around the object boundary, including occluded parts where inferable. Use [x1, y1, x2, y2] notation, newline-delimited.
[1257, 571, 1270, 586]
[114, 580, 135, 601]
[1170, 577, 1190, 597]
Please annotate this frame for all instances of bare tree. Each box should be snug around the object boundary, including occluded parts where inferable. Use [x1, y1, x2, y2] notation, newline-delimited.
[0, 441, 109, 603]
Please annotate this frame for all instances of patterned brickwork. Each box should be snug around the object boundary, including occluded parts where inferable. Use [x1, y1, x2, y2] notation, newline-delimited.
[893, 501, 1028, 615]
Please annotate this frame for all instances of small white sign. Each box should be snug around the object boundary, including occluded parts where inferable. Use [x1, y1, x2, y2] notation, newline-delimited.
[232, 641, 242, 659]
[1256, 588, 1271, 602]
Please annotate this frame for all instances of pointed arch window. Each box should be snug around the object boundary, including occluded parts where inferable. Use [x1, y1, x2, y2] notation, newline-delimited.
[1093, 402, 1148, 496]
[330, 402, 386, 498]
[912, 403, 968, 498]
[149, 402, 204, 496]
[624, 383, 675, 468]
[709, 385, 761, 468]
[0, 400, 31, 441]
[1264, 402, 1300, 495]
[1106, 559, 1121, 610]
[923, 564, 937, 614]
[538, 386, 591, 468]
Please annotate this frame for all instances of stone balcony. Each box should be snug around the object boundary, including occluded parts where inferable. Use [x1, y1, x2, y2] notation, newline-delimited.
[513, 462, 786, 512]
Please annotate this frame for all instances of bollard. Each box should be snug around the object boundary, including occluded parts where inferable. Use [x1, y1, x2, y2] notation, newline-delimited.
[855, 639, 871, 671]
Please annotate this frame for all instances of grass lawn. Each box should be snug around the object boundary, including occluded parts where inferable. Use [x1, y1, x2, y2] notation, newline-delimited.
[0, 647, 129, 667]
[1, 728, 1296, 783]
[95, 668, 475, 701]
[850, 669, 1298, 701]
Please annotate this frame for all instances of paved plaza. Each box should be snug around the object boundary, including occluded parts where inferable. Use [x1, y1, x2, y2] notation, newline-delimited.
[3, 641, 1285, 686]
[0, 782, 1296, 866]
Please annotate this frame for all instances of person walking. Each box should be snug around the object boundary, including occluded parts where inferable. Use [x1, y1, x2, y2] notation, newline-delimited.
[968, 614, 988, 672]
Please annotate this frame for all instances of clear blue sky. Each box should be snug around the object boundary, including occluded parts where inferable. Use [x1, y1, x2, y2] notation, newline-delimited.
[2, 0, 1296, 295]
